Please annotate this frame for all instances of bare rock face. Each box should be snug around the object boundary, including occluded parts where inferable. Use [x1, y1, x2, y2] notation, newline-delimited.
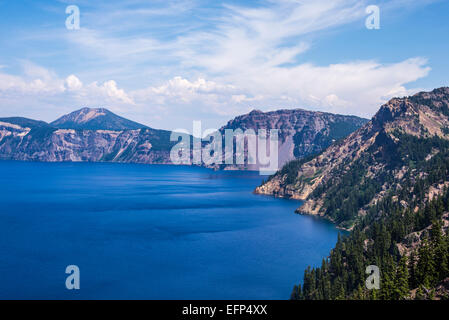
[0, 115, 175, 164]
[50, 107, 147, 131]
[0, 107, 367, 170]
[256, 87, 449, 229]
[215, 108, 367, 170]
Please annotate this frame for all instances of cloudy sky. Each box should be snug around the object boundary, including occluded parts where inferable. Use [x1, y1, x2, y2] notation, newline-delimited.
[0, 0, 448, 131]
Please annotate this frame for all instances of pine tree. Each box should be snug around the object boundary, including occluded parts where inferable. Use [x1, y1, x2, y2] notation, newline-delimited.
[290, 284, 303, 300]
[416, 238, 436, 288]
[380, 256, 396, 300]
[430, 220, 449, 280]
[408, 250, 417, 289]
[394, 256, 409, 299]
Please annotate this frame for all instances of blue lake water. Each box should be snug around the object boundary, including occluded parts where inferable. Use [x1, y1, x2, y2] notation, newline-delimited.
[0, 161, 341, 299]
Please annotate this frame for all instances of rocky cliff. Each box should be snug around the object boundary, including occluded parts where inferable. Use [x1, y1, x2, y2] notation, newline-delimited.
[256, 87, 449, 229]
[281, 88, 449, 300]
[0, 107, 367, 169]
[0, 109, 175, 164]
[214, 108, 367, 170]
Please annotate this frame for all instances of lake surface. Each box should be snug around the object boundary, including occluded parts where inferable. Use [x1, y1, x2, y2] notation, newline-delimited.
[0, 161, 341, 299]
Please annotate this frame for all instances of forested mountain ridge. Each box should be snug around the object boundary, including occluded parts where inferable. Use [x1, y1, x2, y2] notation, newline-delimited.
[254, 87, 449, 300]
[291, 188, 449, 300]
[256, 87, 449, 230]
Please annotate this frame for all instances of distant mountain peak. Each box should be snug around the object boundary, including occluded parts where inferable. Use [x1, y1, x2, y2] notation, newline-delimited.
[51, 107, 147, 131]
[248, 109, 264, 115]
[69, 107, 108, 124]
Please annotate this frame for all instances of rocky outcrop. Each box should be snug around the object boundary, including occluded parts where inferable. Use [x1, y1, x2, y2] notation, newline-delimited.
[215, 108, 367, 170]
[0, 107, 367, 169]
[256, 87, 449, 229]
[0, 114, 174, 164]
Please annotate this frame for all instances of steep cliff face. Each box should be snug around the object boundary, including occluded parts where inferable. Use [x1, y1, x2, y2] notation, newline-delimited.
[214, 108, 367, 170]
[283, 88, 449, 301]
[0, 112, 174, 164]
[0, 107, 367, 169]
[256, 87, 449, 229]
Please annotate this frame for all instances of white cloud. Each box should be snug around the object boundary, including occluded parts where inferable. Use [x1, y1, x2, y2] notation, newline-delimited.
[0, 0, 439, 129]
[132, 77, 246, 117]
[227, 57, 431, 117]
[0, 56, 432, 129]
[174, 0, 366, 73]
[0, 62, 65, 95]
[89, 80, 134, 105]
[66, 75, 83, 91]
[0, 64, 135, 119]
[157, 0, 433, 118]
[141, 77, 235, 99]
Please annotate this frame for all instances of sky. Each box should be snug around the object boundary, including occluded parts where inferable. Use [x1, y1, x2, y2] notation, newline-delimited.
[0, 0, 448, 131]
